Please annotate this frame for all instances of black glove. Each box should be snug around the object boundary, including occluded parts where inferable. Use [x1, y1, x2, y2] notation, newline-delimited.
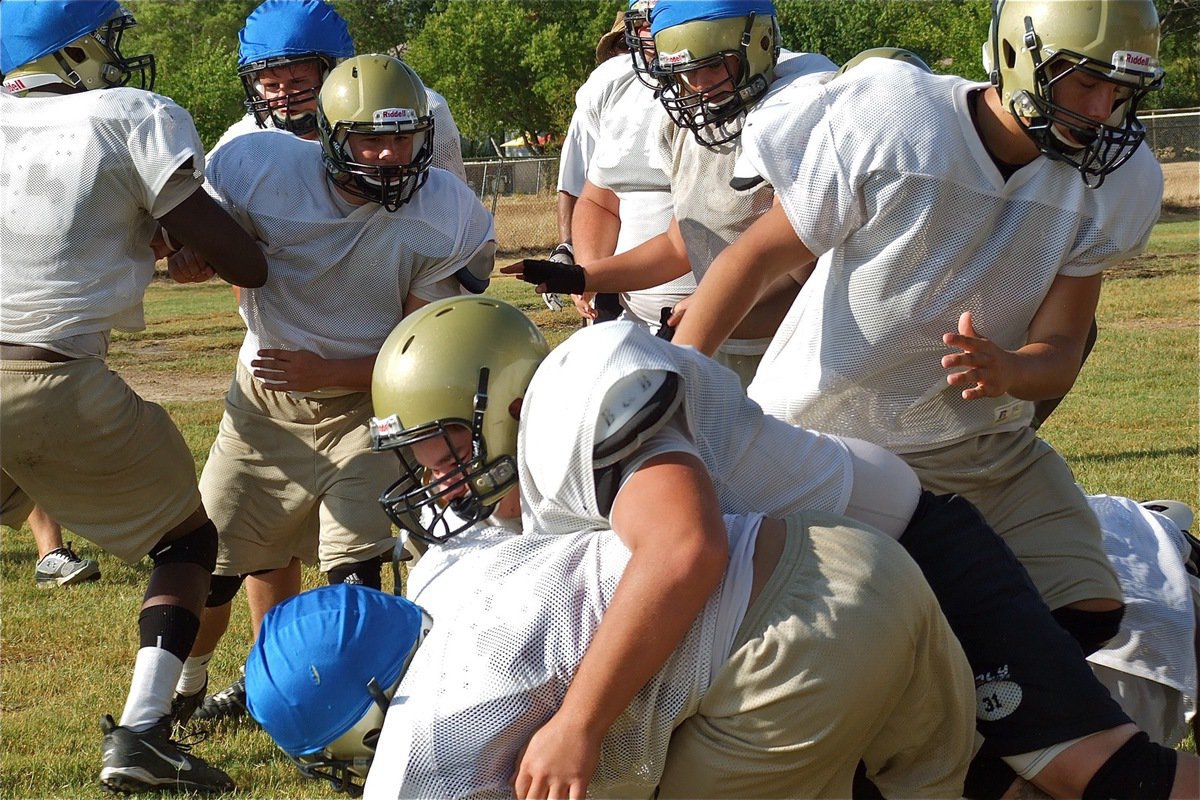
[517, 259, 587, 295]
[656, 306, 676, 341]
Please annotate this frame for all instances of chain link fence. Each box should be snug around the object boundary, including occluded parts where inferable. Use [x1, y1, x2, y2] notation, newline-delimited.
[1141, 108, 1199, 163]
[465, 158, 560, 256]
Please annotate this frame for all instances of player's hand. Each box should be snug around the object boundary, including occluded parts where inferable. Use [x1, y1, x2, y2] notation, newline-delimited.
[571, 293, 598, 321]
[665, 295, 692, 333]
[166, 247, 216, 284]
[942, 311, 1017, 400]
[252, 349, 330, 393]
[511, 715, 599, 800]
[500, 259, 587, 295]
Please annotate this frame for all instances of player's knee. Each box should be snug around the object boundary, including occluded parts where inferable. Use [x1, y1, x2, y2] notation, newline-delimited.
[1051, 605, 1124, 656]
[1082, 732, 1176, 800]
[149, 520, 218, 573]
[206, 573, 244, 607]
[326, 555, 383, 590]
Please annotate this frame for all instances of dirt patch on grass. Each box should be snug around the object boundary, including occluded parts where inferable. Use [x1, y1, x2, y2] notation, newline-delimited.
[113, 339, 231, 404]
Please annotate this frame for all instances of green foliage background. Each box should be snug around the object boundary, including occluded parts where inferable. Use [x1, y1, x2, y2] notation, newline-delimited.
[124, 0, 1199, 151]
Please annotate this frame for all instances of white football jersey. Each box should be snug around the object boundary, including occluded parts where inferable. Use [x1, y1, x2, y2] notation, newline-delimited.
[577, 57, 694, 328]
[1087, 495, 1197, 704]
[203, 132, 494, 378]
[555, 111, 591, 197]
[210, 87, 466, 182]
[0, 88, 203, 344]
[741, 61, 1163, 450]
[365, 514, 761, 800]
[518, 321, 851, 536]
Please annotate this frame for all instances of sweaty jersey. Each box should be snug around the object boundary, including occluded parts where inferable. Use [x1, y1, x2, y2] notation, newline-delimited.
[518, 321, 851, 535]
[0, 88, 203, 349]
[365, 514, 761, 799]
[661, 52, 835, 283]
[576, 57, 694, 328]
[741, 61, 1163, 450]
[210, 87, 467, 182]
[203, 132, 494, 380]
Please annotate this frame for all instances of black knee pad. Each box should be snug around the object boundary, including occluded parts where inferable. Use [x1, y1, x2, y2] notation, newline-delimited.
[325, 555, 383, 590]
[149, 520, 218, 573]
[963, 752, 1017, 800]
[1051, 606, 1124, 656]
[206, 573, 244, 608]
[1082, 732, 1177, 800]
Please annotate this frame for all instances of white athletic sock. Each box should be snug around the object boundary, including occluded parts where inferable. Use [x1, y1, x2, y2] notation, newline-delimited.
[175, 652, 213, 696]
[120, 647, 183, 731]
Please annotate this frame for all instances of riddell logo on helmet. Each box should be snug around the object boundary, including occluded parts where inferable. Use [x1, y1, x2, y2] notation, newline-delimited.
[658, 49, 694, 67]
[373, 107, 417, 124]
[3, 77, 27, 93]
[1113, 50, 1158, 73]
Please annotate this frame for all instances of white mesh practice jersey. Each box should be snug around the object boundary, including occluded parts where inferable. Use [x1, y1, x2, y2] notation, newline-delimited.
[203, 132, 494, 375]
[210, 87, 467, 182]
[662, 51, 835, 283]
[742, 61, 1163, 450]
[1087, 495, 1197, 701]
[0, 88, 203, 342]
[519, 321, 851, 535]
[365, 515, 760, 800]
[578, 57, 695, 327]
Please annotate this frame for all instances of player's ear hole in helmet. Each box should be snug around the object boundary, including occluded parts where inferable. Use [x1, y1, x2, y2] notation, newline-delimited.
[1, 1, 154, 95]
[370, 298, 549, 544]
[245, 584, 432, 797]
[983, 0, 1163, 188]
[236, 0, 354, 135]
[649, 0, 780, 148]
[317, 55, 436, 211]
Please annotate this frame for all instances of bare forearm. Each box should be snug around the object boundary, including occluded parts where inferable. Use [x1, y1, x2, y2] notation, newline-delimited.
[572, 195, 621, 265]
[556, 192, 578, 244]
[583, 231, 690, 293]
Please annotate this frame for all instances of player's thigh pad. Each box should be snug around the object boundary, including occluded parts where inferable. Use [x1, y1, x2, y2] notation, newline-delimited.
[901, 492, 1130, 756]
[0, 359, 200, 562]
[658, 512, 974, 799]
[903, 427, 1120, 610]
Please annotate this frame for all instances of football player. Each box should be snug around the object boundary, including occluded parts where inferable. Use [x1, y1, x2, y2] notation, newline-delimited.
[171, 55, 496, 734]
[211, 0, 467, 183]
[562, 0, 696, 335]
[369, 296, 1195, 799]
[642, 0, 1192, 796]
[503, 0, 835, 387]
[0, 0, 267, 792]
[247, 524, 973, 799]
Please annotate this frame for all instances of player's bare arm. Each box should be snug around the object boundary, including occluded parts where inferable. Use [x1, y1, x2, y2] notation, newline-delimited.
[568, 180, 624, 319]
[513, 452, 728, 800]
[673, 198, 816, 356]
[158, 183, 266, 288]
[502, 218, 691, 295]
[942, 273, 1102, 401]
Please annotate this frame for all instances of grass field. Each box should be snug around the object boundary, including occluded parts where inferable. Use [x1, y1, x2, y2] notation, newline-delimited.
[1, 209, 1196, 797]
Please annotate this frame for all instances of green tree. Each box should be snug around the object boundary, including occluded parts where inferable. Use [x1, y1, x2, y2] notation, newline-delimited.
[126, 0, 256, 148]
[331, 0, 438, 54]
[405, 0, 621, 151]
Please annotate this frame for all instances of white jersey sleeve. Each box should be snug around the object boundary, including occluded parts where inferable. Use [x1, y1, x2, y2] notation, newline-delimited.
[425, 88, 467, 183]
[518, 322, 851, 536]
[744, 61, 1163, 449]
[555, 110, 590, 197]
[365, 516, 759, 800]
[0, 88, 204, 342]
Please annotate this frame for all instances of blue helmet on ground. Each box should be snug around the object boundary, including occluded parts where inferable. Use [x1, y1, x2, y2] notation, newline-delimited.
[245, 583, 432, 796]
[1, 0, 154, 95]
[237, 0, 355, 133]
